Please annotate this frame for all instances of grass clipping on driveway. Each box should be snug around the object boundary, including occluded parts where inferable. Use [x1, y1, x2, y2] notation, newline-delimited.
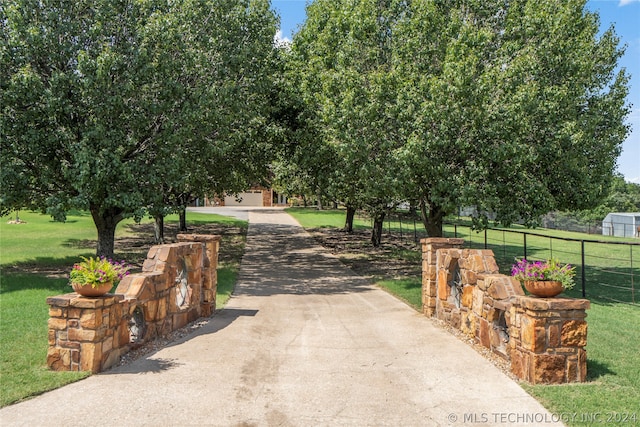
[0, 211, 246, 407]
[287, 207, 640, 424]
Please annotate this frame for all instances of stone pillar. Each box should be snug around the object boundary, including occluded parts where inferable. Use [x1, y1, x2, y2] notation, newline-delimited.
[420, 238, 464, 316]
[509, 297, 590, 384]
[177, 234, 221, 316]
[46, 293, 128, 373]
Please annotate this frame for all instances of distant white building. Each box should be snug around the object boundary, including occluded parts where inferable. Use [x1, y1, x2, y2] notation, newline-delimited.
[602, 213, 640, 238]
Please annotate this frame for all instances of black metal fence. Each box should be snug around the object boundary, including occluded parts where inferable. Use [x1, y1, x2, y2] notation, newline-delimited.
[444, 223, 639, 305]
[374, 213, 639, 306]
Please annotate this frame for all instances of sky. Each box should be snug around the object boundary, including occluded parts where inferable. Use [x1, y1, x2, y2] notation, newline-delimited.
[271, 0, 640, 184]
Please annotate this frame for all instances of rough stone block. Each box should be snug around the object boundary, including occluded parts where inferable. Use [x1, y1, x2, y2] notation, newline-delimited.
[486, 307, 500, 322]
[578, 348, 587, 382]
[173, 312, 189, 330]
[48, 329, 57, 346]
[532, 353, 566, 384]
[80, 309, 102, 329]
[472, 287, 484, 316]
[461, 285, 473, 308]
[521, 317, 545, 353]
[101, 349, 121, 372]
[516, 297, 551, 311]
[145, 300, 159, 322]
[509, 277, 525, 296]
[548, 322, 561, 348]
[102, 336, 113, 354]
[47, 348, 71, 371]
[479, 318, 490, 348]
[201, 302, 213, 318]
[46, 294, 74, 307]
[510, 348, 529, 380]
[460, 312, 476, 338]
[471, 255, 486, 272]
[118, 322, 131, 348]
[484, 256, 500, 274]
[461, 269, 477, 285]
[157, 297, 168, 320]
[437, 270, 450, 301]
[156, 246, 174, 263]
[80, 342, 102, 372]
[487, 281, 510, 300]
[48, 317, 68, 331]
[49, 306, 65, 317]
[450, 311, 461, 329]
[561, 320, 588, 347]
[68, 308, 82, 319]
[68, 327, 98, 342]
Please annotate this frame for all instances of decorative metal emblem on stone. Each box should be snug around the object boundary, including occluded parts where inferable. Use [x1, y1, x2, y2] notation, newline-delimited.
[450, 263, 463, 309]
[129, 306, 146, 344]
[175, 257, 189, 308]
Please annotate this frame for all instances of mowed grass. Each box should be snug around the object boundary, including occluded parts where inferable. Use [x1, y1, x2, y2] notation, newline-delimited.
[0, 210, 246, 407]
[287, 207, 640, 422]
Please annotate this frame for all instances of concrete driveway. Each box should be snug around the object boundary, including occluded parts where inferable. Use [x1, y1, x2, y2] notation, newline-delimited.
[0, 209, 562, 426]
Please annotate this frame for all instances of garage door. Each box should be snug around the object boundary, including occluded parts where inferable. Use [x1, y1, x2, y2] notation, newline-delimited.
[224, 191, 264, 206]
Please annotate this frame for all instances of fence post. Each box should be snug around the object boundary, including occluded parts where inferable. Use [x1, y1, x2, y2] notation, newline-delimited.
[454, 224, 458, 238]
[631, 244, 635, 304]
[581, 240, 586, 298]
[484, 229, 488, 249]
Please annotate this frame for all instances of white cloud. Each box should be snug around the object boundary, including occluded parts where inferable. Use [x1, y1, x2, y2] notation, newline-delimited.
[619, 0, 640, 6]
[274, 30, 292, 48]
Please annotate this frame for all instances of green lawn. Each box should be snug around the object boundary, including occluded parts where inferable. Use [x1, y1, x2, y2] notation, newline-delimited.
[287, 207, 640, 423]
[0, 210, 246, 407]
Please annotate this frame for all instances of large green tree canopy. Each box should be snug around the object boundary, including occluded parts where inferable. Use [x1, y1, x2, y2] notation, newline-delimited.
[284, 0, 631, 238]
[1, 0, 278, 256]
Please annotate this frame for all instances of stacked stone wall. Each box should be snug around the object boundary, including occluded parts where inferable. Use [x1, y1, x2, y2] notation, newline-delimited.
[47, 234, 220, 373]
[421, 237, 590, 384]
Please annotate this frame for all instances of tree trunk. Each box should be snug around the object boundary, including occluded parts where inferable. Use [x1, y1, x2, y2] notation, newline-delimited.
[371, 211, 386, 247]
[344, 206, 356, 233]
[316, 189, 323, 210]
[419, 198, 444, 237]
[90, 203, 124, 258]
[179, 208, 188, 232]
[302, 195, 308, 207]
[154, 214, 165, 243]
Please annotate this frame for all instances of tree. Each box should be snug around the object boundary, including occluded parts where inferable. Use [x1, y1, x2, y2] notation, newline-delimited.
[394, 0, 631, 235]
[575, 175, 640, 222]
[288, 0, 404, 246]
[1, 0, 278, 257]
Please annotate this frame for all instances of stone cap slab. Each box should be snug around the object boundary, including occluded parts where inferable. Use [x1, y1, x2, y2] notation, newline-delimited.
[177, 233, 221, 242]
[516, 296, 590, 311]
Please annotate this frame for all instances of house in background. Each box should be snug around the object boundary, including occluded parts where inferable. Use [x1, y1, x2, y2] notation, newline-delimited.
[602, 212, 640, 238]
[199, 186, 288, 207]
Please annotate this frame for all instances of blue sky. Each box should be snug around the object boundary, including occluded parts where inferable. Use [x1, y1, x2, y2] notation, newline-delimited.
[271, 0, 640, 183]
